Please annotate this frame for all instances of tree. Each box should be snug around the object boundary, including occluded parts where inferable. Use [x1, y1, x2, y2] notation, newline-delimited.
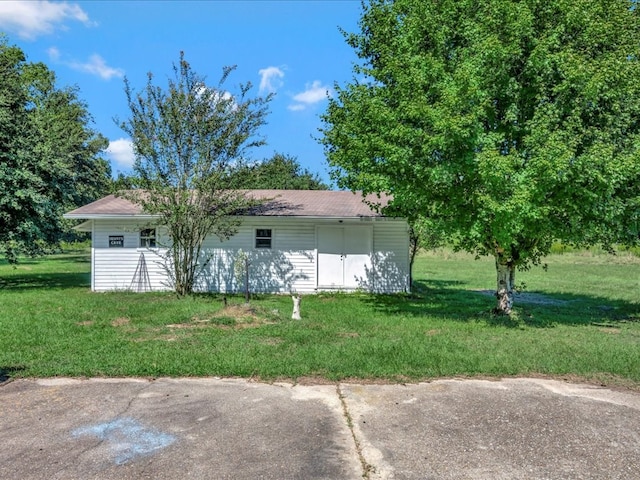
[321, 0, 640, 314]
[226, 153, 329, 190]
[0, 37, 110, 263]
[119, 52, 272, 296]
[109, 172, 137, 193]
[407, 216, 445, 287]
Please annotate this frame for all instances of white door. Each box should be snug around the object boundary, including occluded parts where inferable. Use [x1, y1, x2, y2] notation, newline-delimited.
[317, 226, 372, 288]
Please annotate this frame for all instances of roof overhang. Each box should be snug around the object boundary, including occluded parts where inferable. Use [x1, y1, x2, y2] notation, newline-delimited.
[71, 220, 93, 232]
[245, 215, 401, 221]
[63, 214, 160, 221]
[64, 191, 394, 218]
[63, 214, 402, 223]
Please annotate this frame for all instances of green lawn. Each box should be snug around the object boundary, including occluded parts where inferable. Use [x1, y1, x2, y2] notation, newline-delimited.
[1, 246, 639, 388]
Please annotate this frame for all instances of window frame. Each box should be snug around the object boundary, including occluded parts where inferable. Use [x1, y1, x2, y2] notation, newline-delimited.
[139, 228, 157, 248]
[254, 228, 273, 249]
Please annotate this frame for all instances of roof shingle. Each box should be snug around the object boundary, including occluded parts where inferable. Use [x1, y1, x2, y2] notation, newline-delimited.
[65, 190, 391, 218]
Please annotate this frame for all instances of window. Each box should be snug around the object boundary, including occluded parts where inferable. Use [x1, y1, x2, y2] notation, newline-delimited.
[140, 228, 156, 248]
[255, 228, 272, 249]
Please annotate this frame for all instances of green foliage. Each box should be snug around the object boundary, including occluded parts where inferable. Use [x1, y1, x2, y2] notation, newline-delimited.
[226, 153, 329, 190]
[0, 36, 110, 263]
[109, 172, 138, 193]
[119, 52, 272, 296]
[321, 0, 640, 312]
[550, 242, 640, 257]
[621, 245, 640, 258]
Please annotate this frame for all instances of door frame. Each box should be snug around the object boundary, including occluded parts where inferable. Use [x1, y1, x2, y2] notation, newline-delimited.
[316, 225, 373, 289]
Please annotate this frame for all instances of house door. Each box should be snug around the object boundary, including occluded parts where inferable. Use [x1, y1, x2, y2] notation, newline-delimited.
[317, 226, 372, 288]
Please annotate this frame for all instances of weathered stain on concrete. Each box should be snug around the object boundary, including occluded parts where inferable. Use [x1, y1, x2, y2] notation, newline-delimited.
[72, 417, 176, 465]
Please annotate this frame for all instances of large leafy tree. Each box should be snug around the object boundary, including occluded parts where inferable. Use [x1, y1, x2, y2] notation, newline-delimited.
[226, 153, 328, 190]
[119, 52, 272, 296]
[321, 0, 640, 314]
[108, 172, 137, 193]
[0, 37, 110, 263]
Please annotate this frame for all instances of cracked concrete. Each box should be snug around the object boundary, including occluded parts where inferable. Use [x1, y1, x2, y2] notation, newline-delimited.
[1, 377, 640, 479]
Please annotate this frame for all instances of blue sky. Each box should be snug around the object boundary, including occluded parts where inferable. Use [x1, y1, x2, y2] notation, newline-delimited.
[0, 0, 363, 184]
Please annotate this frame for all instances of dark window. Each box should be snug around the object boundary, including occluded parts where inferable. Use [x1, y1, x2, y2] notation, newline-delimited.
[140, 228, 156, 248]
[255, 228, 272, 249]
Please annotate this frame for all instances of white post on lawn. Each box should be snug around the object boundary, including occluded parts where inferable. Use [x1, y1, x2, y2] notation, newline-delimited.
[292, 295, 301, 320]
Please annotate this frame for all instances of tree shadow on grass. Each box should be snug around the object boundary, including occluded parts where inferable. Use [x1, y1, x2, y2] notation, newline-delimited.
[0, 272, 90, 291]
[359, 279, 491, 323]
[0, 254, 90, 267]
[44, 254, 91, 264]
[0, 366, 26, 383]
[0, 253, 91, 290]
[360, 279, 640, 328]
[506, 291, 640, 328]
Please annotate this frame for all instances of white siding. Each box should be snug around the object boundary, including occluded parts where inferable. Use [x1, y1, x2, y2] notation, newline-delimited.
[92, 220, 170, 292]
[371, 220, 411, 293]
[90, 217, 410, 294]
[196, 219, 317, 294]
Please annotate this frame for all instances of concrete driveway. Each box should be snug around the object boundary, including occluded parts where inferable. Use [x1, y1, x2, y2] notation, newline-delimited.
[1, 377, 639, 479]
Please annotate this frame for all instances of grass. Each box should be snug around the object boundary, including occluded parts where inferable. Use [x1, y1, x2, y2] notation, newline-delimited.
[1, 245, 639, 389]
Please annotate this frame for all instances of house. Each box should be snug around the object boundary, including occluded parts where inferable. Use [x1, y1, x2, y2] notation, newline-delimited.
[64, 190, 410, 294]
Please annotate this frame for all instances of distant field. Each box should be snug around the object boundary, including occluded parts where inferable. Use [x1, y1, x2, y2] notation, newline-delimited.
[1, 247, 638, 389]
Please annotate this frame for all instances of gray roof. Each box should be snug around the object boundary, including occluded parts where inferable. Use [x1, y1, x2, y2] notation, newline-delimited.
[64, 190, 391, 218]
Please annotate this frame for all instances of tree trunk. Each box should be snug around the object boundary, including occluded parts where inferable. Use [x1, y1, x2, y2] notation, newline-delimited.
[408, 225, 420, 293]
[409, 244, 417, 292]
[494, 255, 516, 315]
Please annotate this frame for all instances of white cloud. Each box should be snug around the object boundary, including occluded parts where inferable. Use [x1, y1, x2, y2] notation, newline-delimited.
[196, 85, 238, 111]
[47, 46, 60, 61]
[0, 1, 93, 40]
[48, 49, 124, 80]
[211, 89, 234, 104]
[258, 66, 285, 94]
[70, 54, 124, 80]
[106, 138, 135, 169]
[288, 80, 334, 111]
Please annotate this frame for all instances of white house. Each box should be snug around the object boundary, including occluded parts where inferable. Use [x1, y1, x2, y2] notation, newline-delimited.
[64, 190, 410, 294]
